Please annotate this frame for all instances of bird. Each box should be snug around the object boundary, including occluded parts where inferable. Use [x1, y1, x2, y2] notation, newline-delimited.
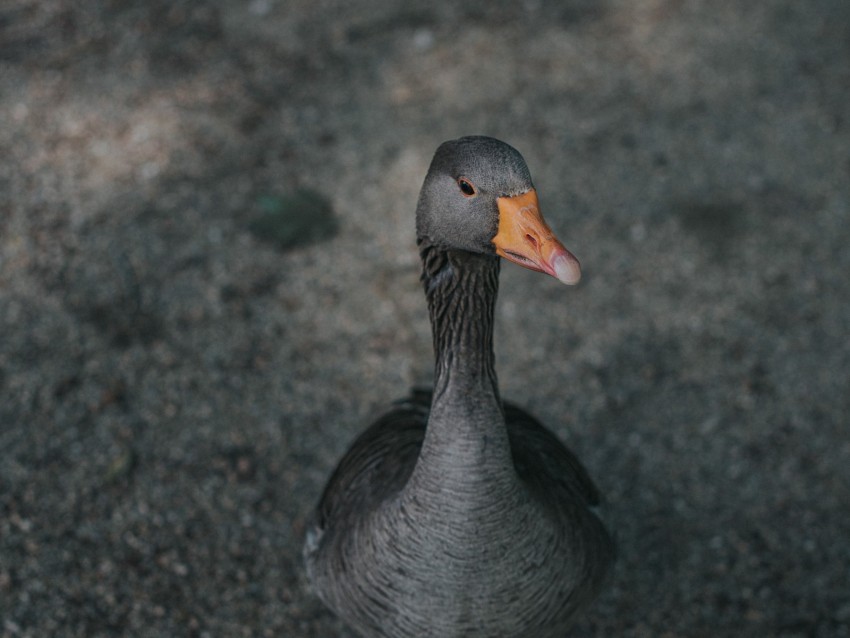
[304, 135, 614, 637]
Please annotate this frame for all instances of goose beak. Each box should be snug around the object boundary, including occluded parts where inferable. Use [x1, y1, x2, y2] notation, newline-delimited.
[493, 189, 582, 285]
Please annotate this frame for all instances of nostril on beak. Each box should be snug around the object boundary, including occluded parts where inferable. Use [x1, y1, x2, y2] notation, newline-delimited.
[525, 233, 538, 249]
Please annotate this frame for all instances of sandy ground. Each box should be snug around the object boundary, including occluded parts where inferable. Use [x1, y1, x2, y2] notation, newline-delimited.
[2, 0, 849, 636]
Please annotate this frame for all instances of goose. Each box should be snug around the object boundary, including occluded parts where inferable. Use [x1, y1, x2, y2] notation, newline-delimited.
[304, 136, 614, 637]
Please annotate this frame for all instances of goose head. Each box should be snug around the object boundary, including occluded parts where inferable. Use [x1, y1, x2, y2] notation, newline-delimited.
[415, 136, 581, 285]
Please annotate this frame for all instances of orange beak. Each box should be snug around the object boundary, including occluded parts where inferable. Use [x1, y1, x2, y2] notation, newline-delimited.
[492, 189, 581, 285]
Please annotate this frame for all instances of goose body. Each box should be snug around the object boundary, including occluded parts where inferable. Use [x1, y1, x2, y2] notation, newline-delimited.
[305, 136, 613, 637]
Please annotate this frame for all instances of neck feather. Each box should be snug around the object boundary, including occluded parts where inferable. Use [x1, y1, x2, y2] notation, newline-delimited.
[419, 241, 501, 403]
[406, 240, 515, 498]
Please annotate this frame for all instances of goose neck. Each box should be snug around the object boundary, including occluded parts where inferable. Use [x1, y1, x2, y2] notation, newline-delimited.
[420, 243, 501, 402]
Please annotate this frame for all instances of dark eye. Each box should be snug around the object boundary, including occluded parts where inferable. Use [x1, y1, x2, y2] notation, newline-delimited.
[458, 178, 476, 197]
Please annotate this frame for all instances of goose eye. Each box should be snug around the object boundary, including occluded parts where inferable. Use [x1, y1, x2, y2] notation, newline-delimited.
[458, 179, 476, 197]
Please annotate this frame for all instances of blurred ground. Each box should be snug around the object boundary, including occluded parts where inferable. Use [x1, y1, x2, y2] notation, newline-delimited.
[1, 0, 849, 636]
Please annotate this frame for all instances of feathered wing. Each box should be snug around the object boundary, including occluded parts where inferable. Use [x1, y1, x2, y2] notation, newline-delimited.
[309, 390, 430, 539]
[503, 401, 603, 508]
[504, 400, 616, 610]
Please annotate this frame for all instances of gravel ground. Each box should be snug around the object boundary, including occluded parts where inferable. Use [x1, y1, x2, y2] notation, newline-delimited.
[2, 1, 849, 636]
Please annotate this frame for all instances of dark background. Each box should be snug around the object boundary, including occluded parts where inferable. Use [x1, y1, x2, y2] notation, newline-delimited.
[1, 0, 849, 636]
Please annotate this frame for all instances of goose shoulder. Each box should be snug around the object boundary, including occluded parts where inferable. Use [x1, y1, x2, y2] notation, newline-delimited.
[311, 389, 602, 528]
[504, 402, 603, 508]
[310, 390, 430, 535]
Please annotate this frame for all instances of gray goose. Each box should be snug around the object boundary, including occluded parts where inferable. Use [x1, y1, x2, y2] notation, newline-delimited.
[304, 136, 614, 637]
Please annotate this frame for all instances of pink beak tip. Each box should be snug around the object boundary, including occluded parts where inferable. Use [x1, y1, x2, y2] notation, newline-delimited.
[552, 253, 582, 285]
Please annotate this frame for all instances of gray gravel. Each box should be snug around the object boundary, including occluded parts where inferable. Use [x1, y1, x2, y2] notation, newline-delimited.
[2, 0, 849, 636]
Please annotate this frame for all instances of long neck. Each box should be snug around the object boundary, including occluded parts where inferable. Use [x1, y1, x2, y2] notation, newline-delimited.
[422, 242, 500, 402]
[406, 241, 516, 500]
